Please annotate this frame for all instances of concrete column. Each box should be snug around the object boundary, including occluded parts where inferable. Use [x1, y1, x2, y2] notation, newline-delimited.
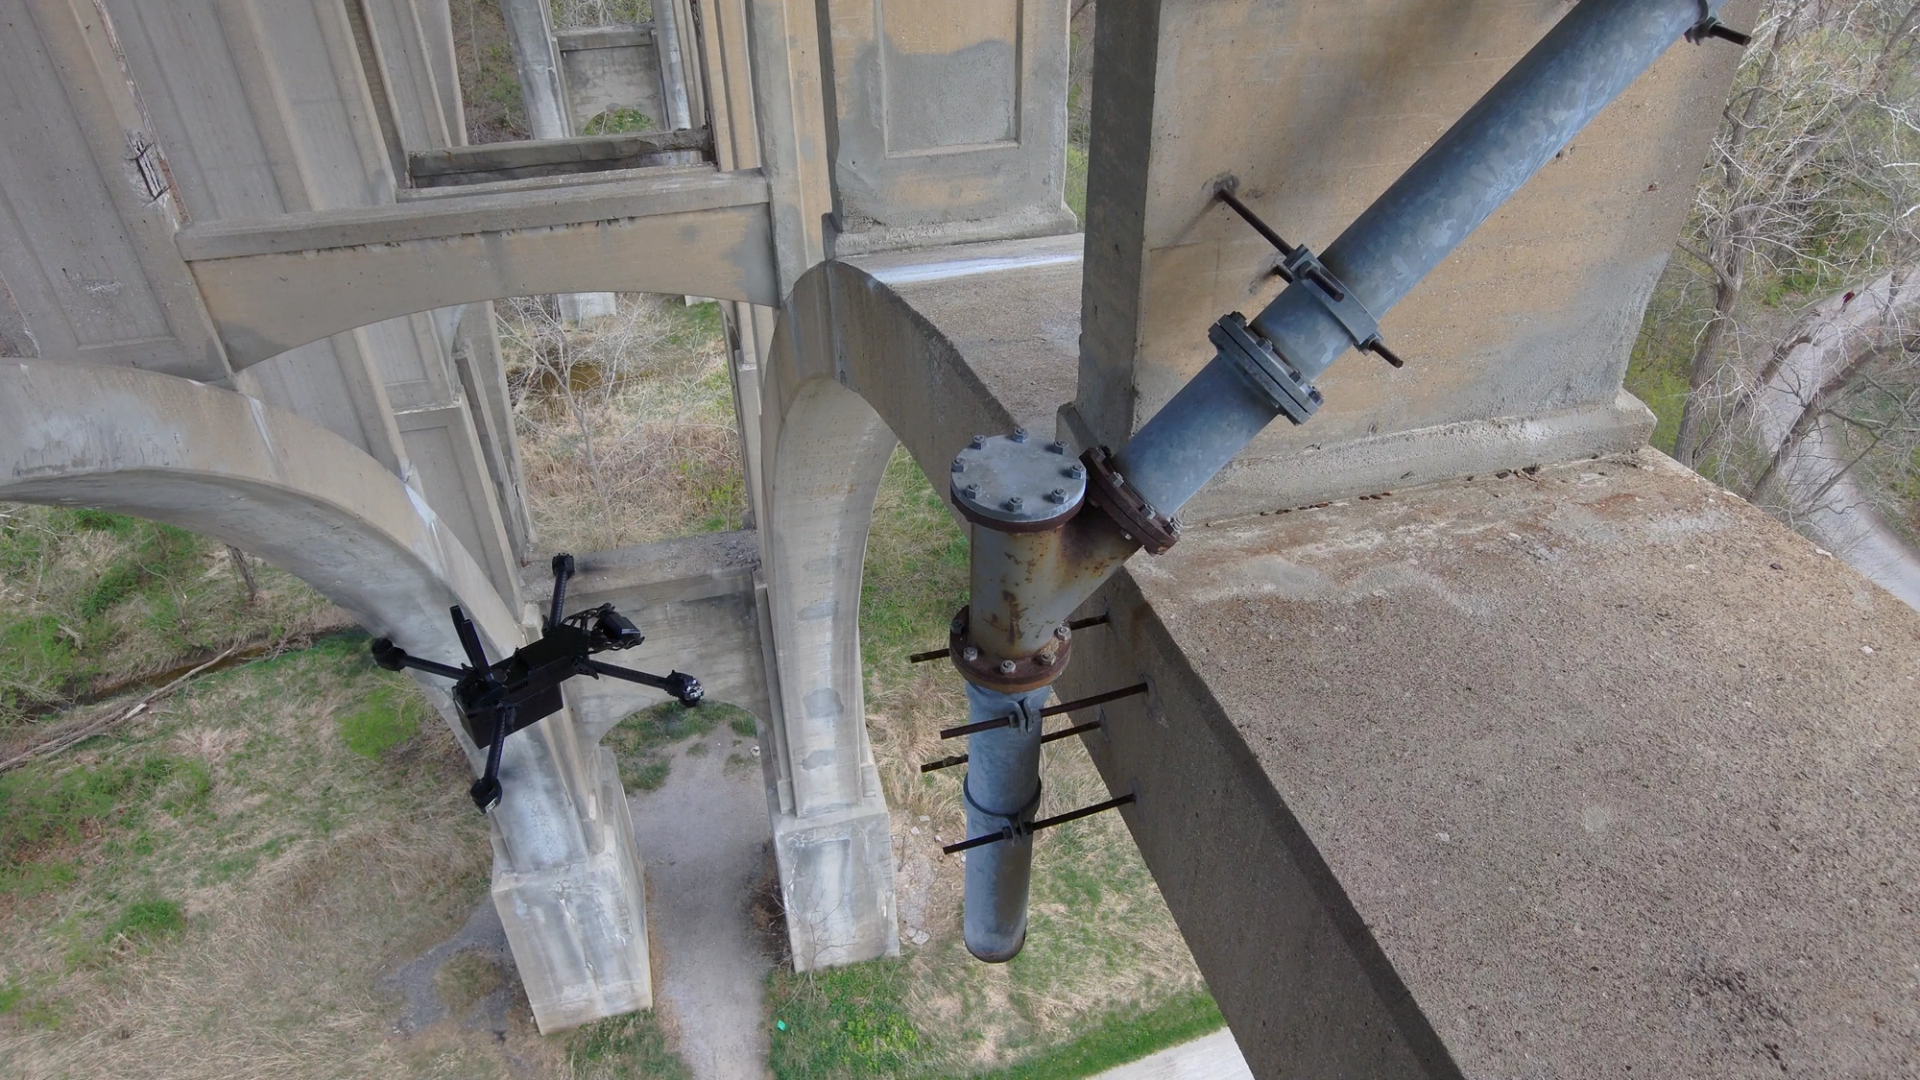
[814, 0, 1076, 256]
[500, 0, 616, 321]
[0, 360, 650, 1032]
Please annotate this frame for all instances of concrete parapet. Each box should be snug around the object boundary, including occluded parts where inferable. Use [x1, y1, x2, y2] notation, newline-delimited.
[1060, 450, 1920, 1075]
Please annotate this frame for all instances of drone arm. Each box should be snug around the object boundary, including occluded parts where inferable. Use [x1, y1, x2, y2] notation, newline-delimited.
[548, 553, 575, 631]
[369, 638, 466, 681]
[584, 659, 703, 706]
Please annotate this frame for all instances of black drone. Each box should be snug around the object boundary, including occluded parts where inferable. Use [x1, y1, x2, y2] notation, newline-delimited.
[371, 554, 702, 812]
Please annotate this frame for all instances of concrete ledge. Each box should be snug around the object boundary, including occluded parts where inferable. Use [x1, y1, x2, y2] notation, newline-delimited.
[1059, 449, 1920, 1076]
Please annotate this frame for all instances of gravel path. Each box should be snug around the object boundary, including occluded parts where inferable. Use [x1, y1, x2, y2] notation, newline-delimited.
[628, 723, 777, 1080]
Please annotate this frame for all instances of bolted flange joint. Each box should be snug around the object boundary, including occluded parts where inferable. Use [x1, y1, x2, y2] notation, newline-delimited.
[951, 431, 1088, 533]
[948, 605, 1072, 693]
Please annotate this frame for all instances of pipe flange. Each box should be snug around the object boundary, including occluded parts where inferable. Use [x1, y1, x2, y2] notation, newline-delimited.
[950, 430, 1087, 534]
[948, 605, 1072, 693]
[1209, 312, 1322, 426]
[1079, 446, 1182, 555]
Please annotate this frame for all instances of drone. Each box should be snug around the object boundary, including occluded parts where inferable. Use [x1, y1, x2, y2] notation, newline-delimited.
[371, 554, 703, 812]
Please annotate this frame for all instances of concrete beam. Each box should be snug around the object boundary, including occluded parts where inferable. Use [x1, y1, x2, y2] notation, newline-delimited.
[817, 0, 1076, 256]
[1057, 452, 1920, 1075]
[408, 129, 713, 187]
[175, 166, 779, 364]
[0, 360, 652, 1033]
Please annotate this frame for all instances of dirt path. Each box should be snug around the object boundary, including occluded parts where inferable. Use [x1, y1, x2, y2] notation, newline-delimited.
[628, 723, 777, 1080]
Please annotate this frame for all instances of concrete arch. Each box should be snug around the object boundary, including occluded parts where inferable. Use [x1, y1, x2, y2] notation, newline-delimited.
[755, 235, 1083, 969]
[0, 360, 652, 1032]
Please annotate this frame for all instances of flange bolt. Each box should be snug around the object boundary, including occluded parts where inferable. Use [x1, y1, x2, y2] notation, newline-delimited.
[1068, 463, 1087, 480]
[952, 457, 965, 473]
[970, 434, 986, 449]
[1005, 495, 1025, 511]
[1047, 440, 1068, 455]
[962, 646, 980, 661]
[963, 483, 980, 499]
[1047, 488, 1067, 504]
[998, 659, 1017, 674]
[1053, 625, 1071, 641]
[951, 616, 967, 635]
[1010, 428, 1029, 443]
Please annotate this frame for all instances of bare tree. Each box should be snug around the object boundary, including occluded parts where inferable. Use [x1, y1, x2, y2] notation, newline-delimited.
[1672, 0, 1920, 467]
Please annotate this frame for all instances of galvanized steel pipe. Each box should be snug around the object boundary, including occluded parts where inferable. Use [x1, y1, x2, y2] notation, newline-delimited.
[960, 682, 1052, 962]
[1115, 0, 1727, 519]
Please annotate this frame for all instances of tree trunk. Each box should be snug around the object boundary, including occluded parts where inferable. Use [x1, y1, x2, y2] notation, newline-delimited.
[1674, 272, 1742, 466]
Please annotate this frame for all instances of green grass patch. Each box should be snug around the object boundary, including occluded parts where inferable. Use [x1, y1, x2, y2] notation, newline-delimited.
[336, 684, 425, 758]
[580, 105, 655, 135]
[975, 990, 1224, 1080]
[1065, 144, 1088, 230]
[102, 898, 185, 946]
[570, 1008, 694, 1080]
[769, 960, 926, 1079]
[604, 699, 760, 791]
[0, 503, 343, 728]
[860, 449, 970, 675]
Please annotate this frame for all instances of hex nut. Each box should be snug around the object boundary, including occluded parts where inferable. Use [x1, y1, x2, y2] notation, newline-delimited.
[963, 646, 980, 661]
[998, 659, 1017, 674]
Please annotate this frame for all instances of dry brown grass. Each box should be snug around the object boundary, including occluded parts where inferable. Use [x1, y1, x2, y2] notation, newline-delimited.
[498, 295, 746, 554]
[0, 640, 568, 1079]
[0, 504, 350, 730]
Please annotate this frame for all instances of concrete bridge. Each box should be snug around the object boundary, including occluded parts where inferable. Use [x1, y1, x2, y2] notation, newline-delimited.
[3, 0, 1916, 1073]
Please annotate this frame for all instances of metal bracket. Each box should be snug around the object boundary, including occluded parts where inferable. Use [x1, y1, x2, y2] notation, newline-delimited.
[963, 773, 1043, 843]
[1214, 180, 1405, 370]
[1686, 2, 1751, 46]
[1281, 245, 1402, 366]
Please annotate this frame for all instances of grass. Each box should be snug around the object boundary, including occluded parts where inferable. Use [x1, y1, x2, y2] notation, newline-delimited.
[500, 295, 748, 554]
[763, 447, 1215, 1078]
[435, 949, 507, 1013]
[1065, 145, 1089, 229]
[601, 698, 758, 792]
[0, 635, 550, 1076]
[569, 1008, 692, 1080]
[0, 504, 348, 731]
[337, 684, 426, 759]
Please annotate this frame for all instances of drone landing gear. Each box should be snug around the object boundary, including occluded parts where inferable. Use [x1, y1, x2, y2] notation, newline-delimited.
[371, 554, 704, 812]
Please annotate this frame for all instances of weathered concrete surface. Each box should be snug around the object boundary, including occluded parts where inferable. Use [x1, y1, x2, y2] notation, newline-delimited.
[527, 531, 774, 739]
[177, 166, 778, 364]
[557, 25, 668, 133]
[0, 361, 651, 1034]
[818, 0, 1076, 255]
[1060, 450, 1920, 1076]
[1074, 0, 1757, 523]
